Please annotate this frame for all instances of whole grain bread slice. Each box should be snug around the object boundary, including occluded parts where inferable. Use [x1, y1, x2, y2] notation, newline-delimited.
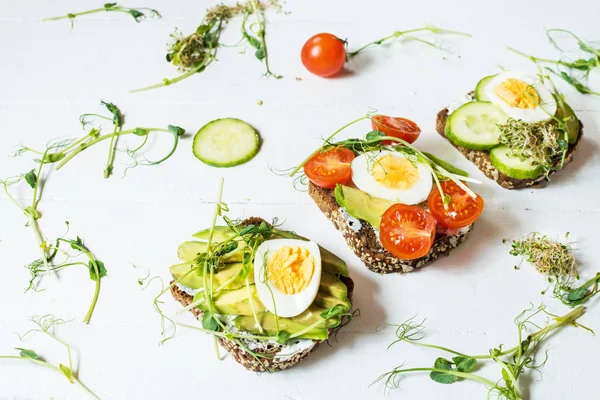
[308, 183, 472, 274]
[435, 107, 583, 189]
[170, 217, 354, 372]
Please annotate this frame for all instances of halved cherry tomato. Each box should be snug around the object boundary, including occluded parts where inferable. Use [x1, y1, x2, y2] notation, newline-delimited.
[379, 204, 436, 260]
[301, 33, 347, 77]
[304, 147, 355, 189]
[371, 115, 421, 145]
[428, 181, 484, 229]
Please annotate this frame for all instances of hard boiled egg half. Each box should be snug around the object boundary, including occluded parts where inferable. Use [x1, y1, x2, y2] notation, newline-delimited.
[485, 72, 557, 123]
[254, 239, 322, 318]
[351, 150, 433, 205]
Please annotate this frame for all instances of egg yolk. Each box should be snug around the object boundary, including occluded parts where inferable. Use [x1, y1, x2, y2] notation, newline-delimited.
[371, 155, 419, 190]
[268, 247, 315, 295]
[494, 78, 540, 109]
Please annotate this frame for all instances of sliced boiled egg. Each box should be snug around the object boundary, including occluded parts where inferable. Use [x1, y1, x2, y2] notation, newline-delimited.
[484, 71, 557, 123]
[253, 239, 321, 318]
[351, 150, 432, 205]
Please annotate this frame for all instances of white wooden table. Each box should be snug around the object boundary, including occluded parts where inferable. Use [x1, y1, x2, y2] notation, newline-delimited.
[1, 1, 600, 398]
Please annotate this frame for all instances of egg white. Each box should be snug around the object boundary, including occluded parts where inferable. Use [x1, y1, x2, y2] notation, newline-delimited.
[351, 151, 433, 205]
[484, 71, 557, 123]
[253, 239, 322, 318]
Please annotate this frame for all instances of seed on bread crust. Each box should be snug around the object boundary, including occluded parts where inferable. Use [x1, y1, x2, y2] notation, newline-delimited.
[308, 183, 472, 274]
[435, 104, 583, 190]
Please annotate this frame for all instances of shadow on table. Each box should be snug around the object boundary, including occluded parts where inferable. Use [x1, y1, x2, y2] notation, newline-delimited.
[287, 262, 385, 371]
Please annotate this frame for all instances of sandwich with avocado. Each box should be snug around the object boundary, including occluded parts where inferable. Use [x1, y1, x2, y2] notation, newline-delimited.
[436, 71, 582, 189]
[288, 115, 485, 274]
[169, 216, 354, 371]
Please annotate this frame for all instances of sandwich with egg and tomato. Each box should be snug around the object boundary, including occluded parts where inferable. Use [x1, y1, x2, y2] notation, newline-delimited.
[169, 216, 354, 371]
[289, 115, 485, 274]
[436, 71, 582, 189]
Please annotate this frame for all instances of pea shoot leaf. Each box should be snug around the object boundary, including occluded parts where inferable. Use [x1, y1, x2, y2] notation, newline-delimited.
[168, 125, 185, 136]
[133, 128, 149, 136]
[275, 331, 290, 344]
[16, 348, 40, 360]
[129, 9, 145, 21]
[215, 241, 238, 257]
[70, 236, 88, 251]
[43, 153, 65, 163]
[453, 356, 477, 372]
[24, 170, 37, 189]
[567, 287, 588, 301]
[430, 357, 459, 384]
[255, 47, 266, 60]
[100, 100, 123, 128]
[59, 363, 74, 383]
[104, 3, 117, 9]
[88, 260, 107, 281]
[320, 304, 347, 319]
[202, 311, 219, 332]
[366, 130, 385, 141]
[196, 24, 211, 35]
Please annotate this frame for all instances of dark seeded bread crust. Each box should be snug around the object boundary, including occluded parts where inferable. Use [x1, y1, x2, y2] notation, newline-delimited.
[435, 104, 583, 189]
[170, 217, 354, 372]
[308, 183, 472, 274]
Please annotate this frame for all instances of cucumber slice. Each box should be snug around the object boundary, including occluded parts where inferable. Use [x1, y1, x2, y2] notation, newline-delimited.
[445, 102, 508, 150]
[193, 118, 260, 167]
[474, 74, 497, 102]
[489, 145, 543, 179]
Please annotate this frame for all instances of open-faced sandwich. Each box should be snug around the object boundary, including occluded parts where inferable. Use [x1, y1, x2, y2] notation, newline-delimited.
[436, 71, 582, 189]
[169, 216, 354, 372]
[289, 115, 485, 274]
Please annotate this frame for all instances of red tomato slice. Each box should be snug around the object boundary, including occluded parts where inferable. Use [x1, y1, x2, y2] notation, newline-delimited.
[379, 204, 436, 260]
[371, 115, 421, 145]
[303, 147, 355, 189]
[428, 181, 484, 229]
[301, 33, 347, 77]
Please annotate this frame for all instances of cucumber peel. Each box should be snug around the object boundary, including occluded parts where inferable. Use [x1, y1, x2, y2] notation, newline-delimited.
[474, 74, 497, 102]
[489, 145, 543, 179]
[193, 118, 260, 167]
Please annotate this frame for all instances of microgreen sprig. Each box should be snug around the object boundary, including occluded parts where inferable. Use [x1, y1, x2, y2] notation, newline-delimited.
[44, 3, 161, 27]
[509, 233, 600, 307]
[2, 140, 71, 275]
[0, 315, 99, 399]
[508, 29, 600, 96]
[346, 24, 471, 59]
[374, 304, 590, 399]
[15, 101, 185, 178]
[131, 1, 281, 93]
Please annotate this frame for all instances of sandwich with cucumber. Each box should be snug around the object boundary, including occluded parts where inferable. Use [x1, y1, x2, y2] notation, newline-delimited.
[169, 216, 354, 371]
[289, 115, 485, 274]
[436, 71, 582, 189]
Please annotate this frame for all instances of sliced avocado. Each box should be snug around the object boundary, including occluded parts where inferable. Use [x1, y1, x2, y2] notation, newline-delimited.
[319, 247, 349, 277]
[193, 285, 267, 316]
[315, 292, 351, 312]
[271, 228, 350, 277]
[334, 184, 395, 228]
[319, 271, 349, 301]
[192, 226, 236, 242]
[169, 262, 251, 290]
[177, 241, 204, 262]
[554, 97, 580, 144]
[234, 312, 329, 341]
